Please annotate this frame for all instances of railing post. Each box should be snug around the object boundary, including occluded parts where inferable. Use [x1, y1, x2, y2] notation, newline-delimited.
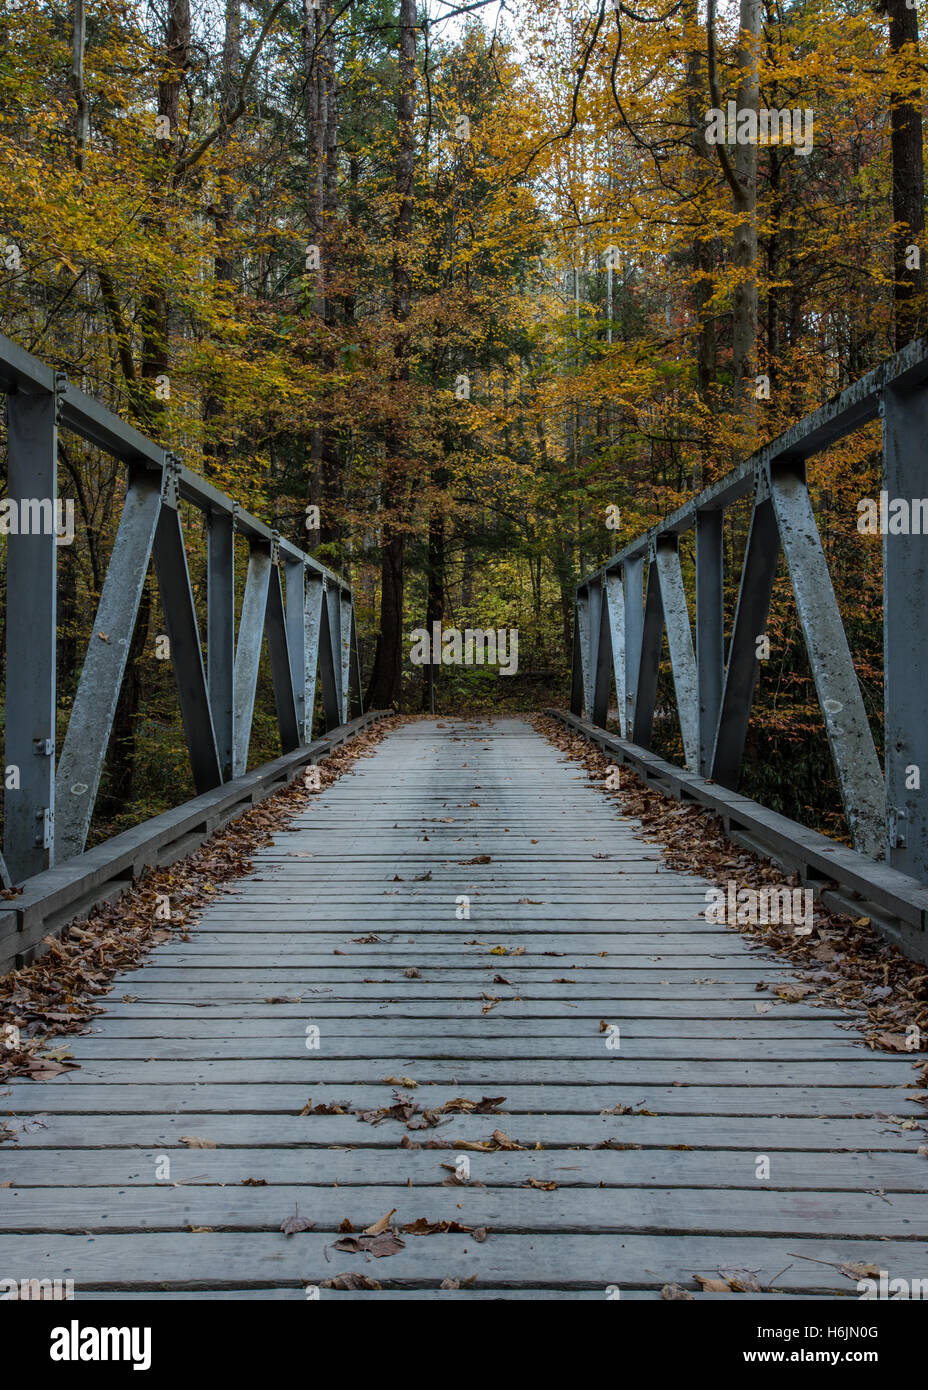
[623, 556, 644, 738]
[604, 572, 626, 736]
[632, 551, 663, 748]
[284, 559, 308, 742]
[695, 509, 724, 776]
[207, 508, 235, 780]
[4, 381, 58, 879]
[575, 586, 592, 717]
[882, 382, 928, 879]
[304, 572, 324, 737]
[711, 484, 779, 789]
[232, 541, 272, 776]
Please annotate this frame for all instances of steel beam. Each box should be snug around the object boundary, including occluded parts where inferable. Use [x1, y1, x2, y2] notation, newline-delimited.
[569, 614, 584, 717]
[604, 572, 627, 736]
[711, 492, 780, 789]
[232, 544, 272, 777]
[623, 556, 644, 736]
[4, 385, 58, 879]
[591, 579, 613, 728]
[284, 560, 307, 742]
[265, 563, 301, 753]
[339, 590, 353, 725]
[631, 555, 664, 748]
[207, 510, 235, 780]
[304, 573, 324, 738]
[770, 461, 885, 859]
[56, 470, 163, 860]
[318, 587, 342, 733]
[654, 539, 699, 771]
[882, 382, 928, 879]
[695, 509, 724, 777]
[347, 603, 364, 719]
[152, 507, 222, 794]
[575, 588, 593, 718]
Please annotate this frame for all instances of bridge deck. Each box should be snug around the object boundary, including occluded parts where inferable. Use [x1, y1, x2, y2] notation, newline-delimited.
[2, 718, 927, 1299]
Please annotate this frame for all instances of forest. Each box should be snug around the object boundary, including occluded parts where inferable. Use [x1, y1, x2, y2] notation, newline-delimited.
[0, 0, 922, 847]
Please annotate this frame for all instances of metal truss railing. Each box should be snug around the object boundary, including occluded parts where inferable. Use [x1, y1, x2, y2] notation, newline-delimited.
[571, 334, 928, 887]
[0, 332, 362, 887]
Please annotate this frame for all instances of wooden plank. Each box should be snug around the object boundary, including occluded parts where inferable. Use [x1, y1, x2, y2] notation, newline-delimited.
[4, 1082, 921, 1116]
[3, 1184, 926, 1238]
[1, 1231, 926, 1293]
[3, 1148, 926, 1190]
[3, 716, 922, 1299]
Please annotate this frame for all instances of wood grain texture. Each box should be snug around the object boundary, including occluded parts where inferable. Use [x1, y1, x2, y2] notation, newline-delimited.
[2, 718, 926, 1299]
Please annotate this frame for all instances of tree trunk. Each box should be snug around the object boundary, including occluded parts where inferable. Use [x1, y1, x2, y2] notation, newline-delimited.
[365, 0, 416, 709]
[883, 0, 926, 349]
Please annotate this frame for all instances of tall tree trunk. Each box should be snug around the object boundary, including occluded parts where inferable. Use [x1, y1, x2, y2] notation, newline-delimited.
[731, 0, 760, 432]
[101, 0, 189, 818]
[366, 0, 416, 710]
[882, 0, 926, 349]
[203, 0, 241, 477]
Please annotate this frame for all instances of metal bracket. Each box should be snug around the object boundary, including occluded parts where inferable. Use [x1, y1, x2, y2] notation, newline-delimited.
[270, 529, 281, 566]
[889, 805, 907, 850]
[34, 807, 53, 850]
[32, 738, 54, 758]
[161, 453, 182, 509]
[54, 370, 68, 422]
[755, 464, 772, 503]
[231, 501, 240, 533]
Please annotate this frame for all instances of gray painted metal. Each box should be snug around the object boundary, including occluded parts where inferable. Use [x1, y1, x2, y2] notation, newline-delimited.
[769, 462, 884, 857]
[710, 492, 779, 789]
[695, 509, 724, 776]
[232, 545, 272, 777]
[265, 564, 300, 753]
[284, 560, 307, 740]
[573, 331, 928, 883]
[632, 556, 663, 747]
[207, 510, 235, 781]
[0, 333, 362, 896]
[654, 539, 699, 770]
[623, 554, 644, 736]
[604, 573, 626, 736]
[153, 507, 223, 794]
[550, 710, 928, 963]
[0, 711, 386, 975]
[882, 382, 928, 882]
[55, 470, 163, 860]
[4, 384, 58, 879]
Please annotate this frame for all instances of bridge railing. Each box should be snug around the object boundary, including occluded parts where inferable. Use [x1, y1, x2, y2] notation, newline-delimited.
[570, 335, 928, 893]
[0, 332, 364, 899]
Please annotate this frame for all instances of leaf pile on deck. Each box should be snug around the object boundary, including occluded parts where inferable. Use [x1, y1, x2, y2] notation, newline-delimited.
[533, 715, 928, 1069]
[0, 717, 403, 1086]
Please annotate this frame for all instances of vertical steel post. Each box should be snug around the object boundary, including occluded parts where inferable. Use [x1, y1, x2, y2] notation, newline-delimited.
[207, 510, 235, 780]
[882, 383, 928, 879]
[284, 559, 307, 742]
[632, 554, 664, 748]
[304, 573, 324, 738]
[623, 555, 644, 738]
[711, 490, 779, 789]
[591, 577, 613, 728]
[5, 383, 58, 879]
[695, 508, 724, 776]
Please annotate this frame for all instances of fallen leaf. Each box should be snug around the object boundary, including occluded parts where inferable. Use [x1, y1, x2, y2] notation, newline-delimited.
[179, 1135, 217, 1148]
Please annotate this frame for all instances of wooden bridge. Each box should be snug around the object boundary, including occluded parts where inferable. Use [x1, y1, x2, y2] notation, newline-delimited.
[1, 718, 927, 1299]
[2, 332, 928, 1301]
